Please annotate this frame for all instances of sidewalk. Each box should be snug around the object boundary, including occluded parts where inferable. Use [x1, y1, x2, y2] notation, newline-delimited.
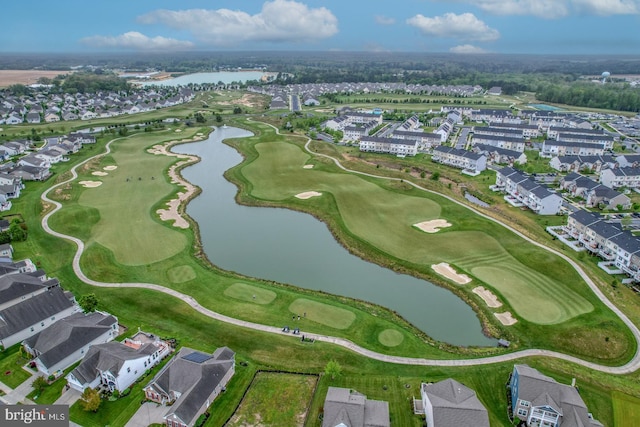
[2, 369, 37, 404]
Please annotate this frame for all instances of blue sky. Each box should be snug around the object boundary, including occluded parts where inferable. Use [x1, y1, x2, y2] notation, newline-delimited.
[1, 0, 639, 54]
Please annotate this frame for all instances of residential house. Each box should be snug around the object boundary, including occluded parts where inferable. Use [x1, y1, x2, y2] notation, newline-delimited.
[391, 130, 442, 151]
[67, 331, 171, 392]
[615, 154, 640, 168]
[144, 346, 235, 427]
[549, 155, 615, 173]
[359, 136, 418, 156]
[489, 122, 541, 138]
[472, 143, 527, 166]
[44, 111, 60, 123]
[19, 153, 50, 169]
[559, 173, 630, 209]
[23, 311, 118, 378]
[509, 364, 603, 427]
[471, 133, 526, 152]
[35, 149, 64, 164]
[322, 387, 390, 427]
[432, 146, 487, 174]
[420, 379, 489, 427]
[0, 274, 79, 349]
[495, 167, 563, 215]
[541, 140, 606, 158]
[600, 167, 640, 189]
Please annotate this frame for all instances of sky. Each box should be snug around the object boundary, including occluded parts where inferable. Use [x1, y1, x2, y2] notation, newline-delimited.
[1, 0, 639, 55]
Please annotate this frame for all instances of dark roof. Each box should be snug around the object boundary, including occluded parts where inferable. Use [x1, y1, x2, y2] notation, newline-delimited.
[544, 140, 606, 149]
[434, 146, 484, 160]
[422, 379, 490, 427]
[147, 346, 235, 426]
[323, 387, 390, 427]
[569, 210, 601, 227]
[360, 136, 418, 146]
[23, 311, 117, 370]
[0, 287, 75, 340]
[0, 273, 49, 305]
[70, 341, 158, 385]
[474, 143, 523, 158]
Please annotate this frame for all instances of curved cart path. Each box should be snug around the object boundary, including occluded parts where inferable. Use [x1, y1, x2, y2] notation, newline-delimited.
[40, 126, 640, 374]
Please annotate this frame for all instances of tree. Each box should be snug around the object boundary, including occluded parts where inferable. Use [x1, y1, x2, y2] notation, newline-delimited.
[233, 106, 243, 114]
[9, 220, 26, 242]
[79, 293, 99, 312]
[80, 387, 101, 412]
[215, 114, 223, 123]
[32, 376, 48, 394]
[324, 359, 342, 380]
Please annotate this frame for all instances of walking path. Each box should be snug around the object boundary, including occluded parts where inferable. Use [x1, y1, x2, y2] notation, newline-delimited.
[39, 124, 640, 375]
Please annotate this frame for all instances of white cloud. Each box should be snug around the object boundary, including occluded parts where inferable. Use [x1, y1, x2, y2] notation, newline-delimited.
[447, 0, 639, 18]
[375, 15, 396, 25]
[138, 0, 338, 46]
[406, 13, 500, 42]
[81, 32, 194, 50]
[450, 44, 489, 53]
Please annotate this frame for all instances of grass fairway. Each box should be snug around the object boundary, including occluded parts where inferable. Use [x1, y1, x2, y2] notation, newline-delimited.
[289, 299, 356, 330]
[612, 391, 640, 426]
[239, 135, 593, 325]
[225, 283, 277, 305]
[75, 131, 188, 266]
[378, 329, 404, 347]
[166, 265, 197, 283]
[226, 372, 317, 427]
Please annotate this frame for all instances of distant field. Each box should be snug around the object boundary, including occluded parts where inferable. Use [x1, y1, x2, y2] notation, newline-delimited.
[0, 70, 69, 87]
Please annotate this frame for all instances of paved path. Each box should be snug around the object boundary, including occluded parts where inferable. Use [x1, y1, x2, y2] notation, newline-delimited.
[2, 370, 37, 405]
[125, 401, 168, 427]
[39, 124, 640, 375]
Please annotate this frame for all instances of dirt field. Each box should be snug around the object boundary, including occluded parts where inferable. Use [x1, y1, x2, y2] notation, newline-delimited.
[0, 70, 68, 87]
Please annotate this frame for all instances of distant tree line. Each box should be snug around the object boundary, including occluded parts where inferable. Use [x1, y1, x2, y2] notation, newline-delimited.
[536, 83, 640, 112]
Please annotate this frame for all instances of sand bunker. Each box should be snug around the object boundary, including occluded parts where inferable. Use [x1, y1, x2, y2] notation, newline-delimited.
[414, 219, 452, 233]
[432, 262, 471, 284]
[92, 171, 108, 176]
[157, 198, 189, 229]
[495, 312, 518, 326]
[295, 191, 322, 200]
[103, 165, 118, 171]
[175, 129, 182, 132]
[79, 181, 102, 188]
[473, 286, 502, 308]
[303, 165, 314, 169]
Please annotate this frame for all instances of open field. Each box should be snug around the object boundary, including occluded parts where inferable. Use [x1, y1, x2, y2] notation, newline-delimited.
[0, 70, 68, 87]
[238, 130, 594, 325]
[612, 391, 640, 427]
[226, 372, 317, 427]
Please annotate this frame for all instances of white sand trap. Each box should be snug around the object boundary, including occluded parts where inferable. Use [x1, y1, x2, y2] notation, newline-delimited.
[295, 191, 322, 200]
[157, 199, 189, 229]
[303, 165, 314, 169]
[103, 165, 118, 171]
[432, 262, 471, 284]
[92, 171, 108, 176]
[79, 181, 102, 188]
[495, 312, 518, 326]
[175, 129, 182, 132]
[473, 286, 502, 308]
[414, 219, 452, 233]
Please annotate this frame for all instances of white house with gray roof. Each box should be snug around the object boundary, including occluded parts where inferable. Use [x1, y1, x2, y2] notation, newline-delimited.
[420, 379, 489, 427]
[495, 167, 563, 215]
[322, 387, 390, 427]
[23, 311, 118, 378]
[509, 364, 603, 427]
[359, 136, 418, 156]
[144, 346, 235, 427]
[432, 146, 487, 174]
[600, 167, 640, 190]
[66, 331, 171, 392]
[0, 273, 79, 349]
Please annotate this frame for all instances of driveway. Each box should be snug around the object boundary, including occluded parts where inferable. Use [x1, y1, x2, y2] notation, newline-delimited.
[125, 401, 168, 427]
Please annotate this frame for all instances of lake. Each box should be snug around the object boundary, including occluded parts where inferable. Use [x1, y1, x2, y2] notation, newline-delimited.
[141, 71, 269, 87]
[173, 126, 495, 347]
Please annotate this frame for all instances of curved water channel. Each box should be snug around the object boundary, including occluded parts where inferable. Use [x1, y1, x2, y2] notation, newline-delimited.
[173, 126, 495, 346]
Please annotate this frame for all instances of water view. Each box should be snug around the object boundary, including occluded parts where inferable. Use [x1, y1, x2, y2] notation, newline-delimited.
[173, 126, 494, 347]
[141, 71, 268, 87]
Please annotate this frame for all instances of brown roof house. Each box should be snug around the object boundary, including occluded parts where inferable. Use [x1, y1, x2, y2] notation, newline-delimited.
[322, 387, 390, 427]
[144, 346, 235, 427]
[420, 379, 490, 427]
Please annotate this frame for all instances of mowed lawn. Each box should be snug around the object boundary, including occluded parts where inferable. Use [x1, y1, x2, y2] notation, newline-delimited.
[240, 137, 593, 325]
[75, 131, 189, 266]
[226, 372, 318, 427]
[612, 391, 640, 427]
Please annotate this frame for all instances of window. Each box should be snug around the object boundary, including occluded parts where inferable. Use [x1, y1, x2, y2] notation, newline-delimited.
[51, 316, 55, 321]
[127, 367, 130, 373]
[517, 408, 528, 417]
[30, 327, 34, 332]
[41, 322, 45, 327]
[519, 400, 530, 407]
[144, 362, 147, 368]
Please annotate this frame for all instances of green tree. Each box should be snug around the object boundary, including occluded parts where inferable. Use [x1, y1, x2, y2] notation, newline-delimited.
[215, 114, 223, 123]
[324, 359, 342, 381]
[194, 112, 206, 123]
[9, 220, 26, 242]
[233, 106, 243, 114]
[80, 387, 101, 412]
[32, 376, 48, 394]
[79, 293, 99, 312]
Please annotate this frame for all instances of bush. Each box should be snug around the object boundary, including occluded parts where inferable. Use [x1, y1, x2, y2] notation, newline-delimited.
[194, 413, 209, 427]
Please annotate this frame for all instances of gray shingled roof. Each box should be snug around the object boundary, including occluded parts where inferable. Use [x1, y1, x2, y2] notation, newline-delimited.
[0, 273, 51, 305]
[422, 379, 490, 427]
[70, 341, 157, 385]
[322, 387, 390, 427]
[147, 346, 235, 426]
[0, 287, 75, 340]
[23, 311, 117, 370]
